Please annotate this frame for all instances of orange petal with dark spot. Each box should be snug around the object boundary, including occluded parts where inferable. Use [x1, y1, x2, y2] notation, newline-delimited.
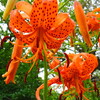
[48, 13, 75, 38]
[16, 1, 32, 16]
[43, 33, 64, 49]
[9, 9, 33, 33]
[30, 0, 58, 30]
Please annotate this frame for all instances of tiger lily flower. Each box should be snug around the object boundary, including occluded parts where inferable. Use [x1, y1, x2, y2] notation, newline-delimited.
[2, 39, 23, 84]
[2, 0, 17, 20]
[9, 0, 75, 63]
[85, 8, 100, 47]
[74, 1, 93, 47]
[36, 53, 98, 100]
[86, 7, 100, 33]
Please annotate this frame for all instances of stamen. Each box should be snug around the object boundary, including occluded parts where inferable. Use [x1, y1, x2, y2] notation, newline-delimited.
[83, 95, 89, 100]
[1, 36, 10, 48]
[64, 53, 70, 67]
[64, 97, 66, 100]
[6, 59, 13, 71]
[79, 90, 82, 100]
[36, 61, 40, 73]
[49, 88, 52, 96]
[9, 41, 30, 48]
[59, 93, 63, 100]
[24, 72, 28, 83]
[75, 95, 79, 100]
[57, 68, 61, 81]
[93, 80, 99, 96]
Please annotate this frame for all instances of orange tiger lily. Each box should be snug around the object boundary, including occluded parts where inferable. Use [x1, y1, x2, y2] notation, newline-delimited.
[9, 0, 75, 63]
[85, 8, 100, 46]
[2, 39, 23, 84]
[86, 8, 100, 31]
[36, 53, 98, 100]
[74, 1, 92, 47]
[2, 0, 17, 20]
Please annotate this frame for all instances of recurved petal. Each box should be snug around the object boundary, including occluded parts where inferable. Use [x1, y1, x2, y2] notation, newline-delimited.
[79, 74, 91, 80]
[16, 1, 32, 16]
[92, 8, 100, 12]
[48, 13, 75, 38]
[2, 73, 15, 84]
[9, 9, 33, 33]
[30, 0, 58, 30]
[44, 32, 64, 49]
[10, 30, 37, 45]
[68, 54, 76, 60]
[86, 12, 96, 17]
[36, 76, 60, 100]
[81, 54, 98, 75]
[21, 31, 38, 45]
[2, 61, 19, 84]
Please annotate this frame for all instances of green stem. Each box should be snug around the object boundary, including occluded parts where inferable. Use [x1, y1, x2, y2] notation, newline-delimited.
[58, 0, 69, 11]
[43, 52, 48, 100]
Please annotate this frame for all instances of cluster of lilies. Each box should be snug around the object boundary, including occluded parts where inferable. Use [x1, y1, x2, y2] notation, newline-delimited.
[1, 0, 100, 100]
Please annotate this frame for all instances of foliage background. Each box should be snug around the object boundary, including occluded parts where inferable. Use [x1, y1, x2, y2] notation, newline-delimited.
[0, 0, 100, 100]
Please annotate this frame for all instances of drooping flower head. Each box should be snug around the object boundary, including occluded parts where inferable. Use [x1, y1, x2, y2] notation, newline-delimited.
[9, 0, 75, 62]
[36, 53, 98, 100]
[85, 8, 100, 47]
[2, 0, 75, 84]
[86, 8, 100, 32]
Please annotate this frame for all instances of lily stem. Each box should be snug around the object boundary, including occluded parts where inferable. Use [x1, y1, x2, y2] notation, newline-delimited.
[59, 0, 69, 11]
[43, 52, 48, 100]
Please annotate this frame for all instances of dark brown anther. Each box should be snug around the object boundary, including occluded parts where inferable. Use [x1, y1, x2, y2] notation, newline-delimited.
[49, 88, 52, 96]
[59, 93, 63, 100]
[93, 80, 97, 92]
[64, 53, 70, 67]
[93, 80, 99, 96]
[97, 89, 99, 97]
[79, 91, 82, 100]
[1, 36, 10, 48]
[75, 95, 79, 100]
[24, 72, 28, 83]
[64, 97, 66, 100]
[57, 68, 61, 82]
[36, 61, 40, 73]
[6, 59, 13, 71]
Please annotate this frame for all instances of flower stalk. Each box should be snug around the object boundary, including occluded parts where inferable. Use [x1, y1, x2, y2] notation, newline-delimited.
[43, 51, 48, 100]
